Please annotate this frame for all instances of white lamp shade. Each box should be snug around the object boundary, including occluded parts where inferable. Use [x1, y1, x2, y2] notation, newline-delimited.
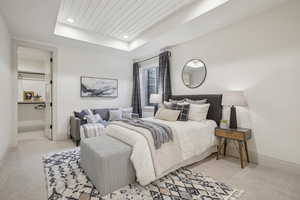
[149, 94, 161, 104]
[222, 91, 247, 106]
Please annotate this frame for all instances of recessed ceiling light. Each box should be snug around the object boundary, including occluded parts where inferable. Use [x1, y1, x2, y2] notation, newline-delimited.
[123, 35, 129, 39]
[67, 18, 74, 24]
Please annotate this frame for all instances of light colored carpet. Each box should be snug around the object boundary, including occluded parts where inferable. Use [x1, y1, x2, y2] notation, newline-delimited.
[0, 131, 299, 200]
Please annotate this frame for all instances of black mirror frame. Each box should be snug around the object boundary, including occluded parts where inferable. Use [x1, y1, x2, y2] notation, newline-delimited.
[181, 59, 207, 89]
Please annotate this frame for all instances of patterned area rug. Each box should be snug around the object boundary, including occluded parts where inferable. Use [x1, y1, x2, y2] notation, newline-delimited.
[43, 148, 243, 200]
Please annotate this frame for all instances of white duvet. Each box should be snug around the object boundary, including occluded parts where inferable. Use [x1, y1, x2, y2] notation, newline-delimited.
[106, 118, 217, 185]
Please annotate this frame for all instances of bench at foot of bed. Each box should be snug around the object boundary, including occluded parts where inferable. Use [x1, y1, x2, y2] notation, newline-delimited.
[80, 135, 136, 195]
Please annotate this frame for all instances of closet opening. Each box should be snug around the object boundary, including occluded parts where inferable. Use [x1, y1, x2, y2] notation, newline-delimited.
[17, 46, 53, 141]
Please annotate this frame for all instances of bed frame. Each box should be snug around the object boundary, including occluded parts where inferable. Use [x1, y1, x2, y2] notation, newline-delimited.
[169, 94, 223, 125]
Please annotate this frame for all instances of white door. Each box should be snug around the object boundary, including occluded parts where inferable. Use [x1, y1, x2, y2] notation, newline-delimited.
[44, 55, 53, 140]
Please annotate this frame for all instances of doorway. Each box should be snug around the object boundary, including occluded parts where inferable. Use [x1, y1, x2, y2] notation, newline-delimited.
[16, 46, 53, 141]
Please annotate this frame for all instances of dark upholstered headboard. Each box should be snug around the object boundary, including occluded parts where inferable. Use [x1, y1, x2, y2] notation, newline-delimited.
[169, 94, 223, 125]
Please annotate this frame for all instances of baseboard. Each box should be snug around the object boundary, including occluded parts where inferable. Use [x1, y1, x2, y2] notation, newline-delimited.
[226, 144, 300, 173]
[252, 152, 300, 173]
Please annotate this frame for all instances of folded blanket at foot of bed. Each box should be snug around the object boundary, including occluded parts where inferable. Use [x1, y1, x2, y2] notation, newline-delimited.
[116, 119, 173, 149]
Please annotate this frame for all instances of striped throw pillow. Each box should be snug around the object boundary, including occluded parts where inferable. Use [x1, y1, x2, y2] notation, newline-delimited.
[171, 103, 190, 121]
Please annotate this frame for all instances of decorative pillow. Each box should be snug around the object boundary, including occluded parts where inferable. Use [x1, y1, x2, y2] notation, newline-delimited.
[122, 107, 133, 119]
[171, 103, 190, 121]
[93, 108, 110, 121]
[83, 109, 93, 116]
[109, 109, 123, 121]
[74, 111, 88, 125]
[169, 99, 185, 104]
[82, 123, 106, 138]
[160, 101, 173, 109]
[189, 103, 210, 121]
[155, 108, 180, 121]
[86, 114, 103, 124]
[185, 98, 207, 104]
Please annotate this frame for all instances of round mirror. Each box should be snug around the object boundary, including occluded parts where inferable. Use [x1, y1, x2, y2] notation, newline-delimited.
[182, 59, 207, 88]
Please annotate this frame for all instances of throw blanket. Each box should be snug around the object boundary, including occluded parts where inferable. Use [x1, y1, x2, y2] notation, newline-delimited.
[82, 123, 105, 138]
[120, 119, 173, 149]
[107, 119, 183, 185]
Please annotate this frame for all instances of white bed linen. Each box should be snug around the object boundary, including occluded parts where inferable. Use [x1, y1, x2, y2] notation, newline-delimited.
[106, 118, 217, 185]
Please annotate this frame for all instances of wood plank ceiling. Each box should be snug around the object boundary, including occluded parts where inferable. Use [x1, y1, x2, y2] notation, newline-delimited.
[57, 0, 195, 42]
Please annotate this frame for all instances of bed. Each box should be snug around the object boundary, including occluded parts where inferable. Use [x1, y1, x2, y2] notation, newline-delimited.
[105, 94, 222, 185]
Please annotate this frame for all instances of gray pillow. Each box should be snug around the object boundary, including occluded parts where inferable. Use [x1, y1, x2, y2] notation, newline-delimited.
[93, 108, 110, 121]
[109, 109, 123, 121]
[74, 111, 88, 125]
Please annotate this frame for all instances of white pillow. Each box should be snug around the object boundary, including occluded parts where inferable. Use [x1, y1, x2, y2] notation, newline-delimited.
[188, 103, 210, 121]
[86, 114, 103, 124]
[155, 108, 180, 121]
[83, 109, 93, 115]
[159, 101, 172, 109]
[109, 109, 123, 121]
[122, 107, 133, 119]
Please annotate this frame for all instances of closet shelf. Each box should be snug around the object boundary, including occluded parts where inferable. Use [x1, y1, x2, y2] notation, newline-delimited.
[17, 71, 45, 75]
[18, 101, 45, 105]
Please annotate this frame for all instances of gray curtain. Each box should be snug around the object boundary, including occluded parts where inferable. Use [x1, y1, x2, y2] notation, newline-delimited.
[159, 51, 172, 101]
[132, 62, 142, 117]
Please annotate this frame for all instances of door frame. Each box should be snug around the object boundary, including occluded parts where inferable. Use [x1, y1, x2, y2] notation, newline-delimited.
[12, 39, 58, 145]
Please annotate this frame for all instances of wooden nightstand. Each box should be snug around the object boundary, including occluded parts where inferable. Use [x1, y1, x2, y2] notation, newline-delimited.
[215, 127, 251, 168]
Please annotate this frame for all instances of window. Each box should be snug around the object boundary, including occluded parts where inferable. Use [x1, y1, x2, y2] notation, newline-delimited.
[141, 66, 159, 106]
[146, 67, 159, 106]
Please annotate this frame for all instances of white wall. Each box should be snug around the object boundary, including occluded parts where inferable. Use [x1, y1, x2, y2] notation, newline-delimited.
[55, 45, 132, 140]
[169, 1, 300, 164]
[0, 14, 12, 162]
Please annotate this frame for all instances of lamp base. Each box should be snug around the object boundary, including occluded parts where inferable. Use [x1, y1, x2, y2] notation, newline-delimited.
[154, 104, 158, 116]
[229, 106, 237, 129]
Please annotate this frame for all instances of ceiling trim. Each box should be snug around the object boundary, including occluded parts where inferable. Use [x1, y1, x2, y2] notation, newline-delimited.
[54, 22, 130, 51]
[54, 0, 229, 51]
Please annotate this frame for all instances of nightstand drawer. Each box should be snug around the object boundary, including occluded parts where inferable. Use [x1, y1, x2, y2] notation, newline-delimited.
[215, 129, 244, 140]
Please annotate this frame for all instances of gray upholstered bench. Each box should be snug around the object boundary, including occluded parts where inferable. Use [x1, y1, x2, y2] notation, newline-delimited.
[80, 136, 136, 195]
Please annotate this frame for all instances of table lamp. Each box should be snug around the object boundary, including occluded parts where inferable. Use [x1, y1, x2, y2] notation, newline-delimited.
[222, 91, 247, 129]
[150, 93, 161, 116]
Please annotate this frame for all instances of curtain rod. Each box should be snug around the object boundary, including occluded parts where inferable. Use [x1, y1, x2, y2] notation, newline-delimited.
[135, 51, 171, 64]
[136, 55, 159, 64]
